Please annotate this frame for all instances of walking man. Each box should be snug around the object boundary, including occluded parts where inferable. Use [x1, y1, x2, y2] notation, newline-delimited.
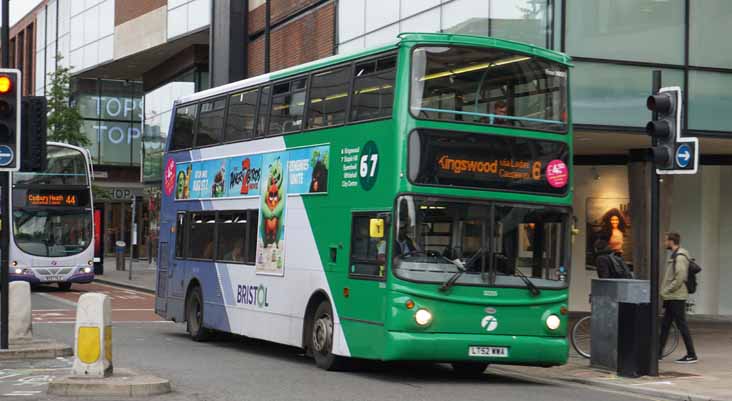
[659, 232, 698, 363]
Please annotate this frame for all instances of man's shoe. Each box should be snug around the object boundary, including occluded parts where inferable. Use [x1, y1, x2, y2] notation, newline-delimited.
[674, 355, 698, 364]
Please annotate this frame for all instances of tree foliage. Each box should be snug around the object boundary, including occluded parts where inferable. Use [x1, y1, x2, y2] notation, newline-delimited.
[47, 54, 89, 146]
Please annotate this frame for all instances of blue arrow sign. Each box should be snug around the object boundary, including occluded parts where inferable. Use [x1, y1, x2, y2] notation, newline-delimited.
[0, 145, 14, 167]
[676, 144, 691, 168]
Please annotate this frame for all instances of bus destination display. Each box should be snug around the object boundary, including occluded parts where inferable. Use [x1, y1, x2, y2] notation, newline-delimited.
[15, 189, 90, 208]
[409, 129, 570, 195]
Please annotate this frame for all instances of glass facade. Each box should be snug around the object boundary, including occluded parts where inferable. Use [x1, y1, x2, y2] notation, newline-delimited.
[566, 0, 685, 64]
[572, 62, 684, 127]
[72, 78, 144, 166]
[338, 0, 732, 135]
[442, 0, 551, 48]
[561, 0, 732, 134]
[689, 0, 732, 69]
[688, 71, 732, 132]
[142, 69, 208, 183]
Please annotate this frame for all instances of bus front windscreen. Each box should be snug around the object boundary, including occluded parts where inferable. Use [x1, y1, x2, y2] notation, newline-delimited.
[410, 46, 568, 133]
[13, 209, 92, 257]
[393, 196, 569, 289]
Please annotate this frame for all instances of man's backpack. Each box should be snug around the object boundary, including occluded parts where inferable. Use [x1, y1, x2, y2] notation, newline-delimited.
[674, 254, 702, 294]
[608, 253, 634, 279]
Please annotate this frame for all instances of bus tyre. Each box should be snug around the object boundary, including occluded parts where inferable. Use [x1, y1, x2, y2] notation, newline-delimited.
[186, 286, 210, 342]
[58, 282, 72, 291]
[311, 301, 347, 371]
[451, 362, 489, 377]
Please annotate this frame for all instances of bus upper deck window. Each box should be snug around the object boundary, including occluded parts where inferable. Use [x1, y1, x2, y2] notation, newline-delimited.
[307, 67, 350, 129]
[225, 89, 259, 142]
[351, 55, 396, 122]
[170, 104, 197, 151]
[196, 97, 226, 147]
[269, 78, 307, 135]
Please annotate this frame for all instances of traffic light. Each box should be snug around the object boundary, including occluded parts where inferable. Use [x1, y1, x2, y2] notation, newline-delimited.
[0, 69, 20, 171]
[20, 97, 47, 172]
[645, 87, 681, 170]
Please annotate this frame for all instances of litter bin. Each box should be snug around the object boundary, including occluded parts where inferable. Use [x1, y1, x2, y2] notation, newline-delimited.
[115, 240, 126, 271]
[590, 279, 650, 376]
[618, 302, 651, 377]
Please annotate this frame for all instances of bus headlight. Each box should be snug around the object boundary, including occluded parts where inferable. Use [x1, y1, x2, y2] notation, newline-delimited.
[14, 268, 22, 274]
[415, 308, 433, 326]
[83, 267, 93, 274]
[546, 314, 561, 330]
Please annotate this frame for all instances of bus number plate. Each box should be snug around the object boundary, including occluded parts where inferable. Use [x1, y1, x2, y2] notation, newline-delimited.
[46, 276, 61, 282]
[469, 346, 508, 358]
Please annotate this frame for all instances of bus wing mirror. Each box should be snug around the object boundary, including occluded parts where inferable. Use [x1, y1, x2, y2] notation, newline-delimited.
[369, 218, 385, 239]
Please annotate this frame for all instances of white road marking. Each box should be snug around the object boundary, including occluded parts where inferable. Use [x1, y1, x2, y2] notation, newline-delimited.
[3, 391, 42, 396]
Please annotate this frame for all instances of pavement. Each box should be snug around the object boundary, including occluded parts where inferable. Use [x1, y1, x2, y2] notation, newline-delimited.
[94, 257, 157, 294]
[495, 319, 732, 401]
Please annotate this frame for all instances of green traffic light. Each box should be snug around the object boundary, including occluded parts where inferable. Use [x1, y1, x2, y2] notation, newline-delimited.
[0, 100, 11, 118]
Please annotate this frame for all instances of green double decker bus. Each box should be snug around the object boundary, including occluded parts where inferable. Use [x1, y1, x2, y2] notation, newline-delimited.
[156, 33, 572, 373]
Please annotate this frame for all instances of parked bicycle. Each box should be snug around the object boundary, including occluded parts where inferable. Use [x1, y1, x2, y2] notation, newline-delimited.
[570, 314, 679, 359]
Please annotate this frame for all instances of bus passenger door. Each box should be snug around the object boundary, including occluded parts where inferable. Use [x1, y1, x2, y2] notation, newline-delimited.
[340, 212, 389, 357]
[170, 212, 188, 299]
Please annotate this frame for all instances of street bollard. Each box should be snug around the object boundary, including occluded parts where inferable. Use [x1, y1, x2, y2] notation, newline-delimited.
[72, 293, 113, 377]
[9, 281, 32, 342]
[115, 240, 126, 271]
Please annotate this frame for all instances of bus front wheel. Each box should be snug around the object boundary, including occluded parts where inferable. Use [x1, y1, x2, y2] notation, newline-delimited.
[311, 301, 347, 371]
[186, 285, 210, 342]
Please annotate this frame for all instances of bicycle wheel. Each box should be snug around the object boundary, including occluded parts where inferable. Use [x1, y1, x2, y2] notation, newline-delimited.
[571, 315, 592, 359]
[662, 323, 680, 358]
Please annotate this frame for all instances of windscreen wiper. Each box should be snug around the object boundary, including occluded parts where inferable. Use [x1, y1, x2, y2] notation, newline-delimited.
[439, 248, 482, 292]
[514, 266, 541, 297]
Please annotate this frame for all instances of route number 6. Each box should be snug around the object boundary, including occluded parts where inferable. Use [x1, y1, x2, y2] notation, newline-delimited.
[360, 154, 378, 178]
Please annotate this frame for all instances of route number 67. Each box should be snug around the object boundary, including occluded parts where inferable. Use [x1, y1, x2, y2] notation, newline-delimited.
[359, 154, 378, 178]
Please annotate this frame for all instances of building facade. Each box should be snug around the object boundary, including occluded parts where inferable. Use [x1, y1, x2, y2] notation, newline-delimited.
[17, 0, 336, 260]
[9, 0, 732, 317]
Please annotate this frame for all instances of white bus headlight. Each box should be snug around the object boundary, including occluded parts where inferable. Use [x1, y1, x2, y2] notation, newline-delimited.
[546, 314, 561, 330]
[83, 267, 93, 274]
[14, 268, 22, 274]
[415, 309, 433, 326]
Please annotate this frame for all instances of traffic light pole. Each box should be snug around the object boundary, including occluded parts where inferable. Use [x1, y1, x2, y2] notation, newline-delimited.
[1, 0, 9, 350]
[649, 70, 662, 376]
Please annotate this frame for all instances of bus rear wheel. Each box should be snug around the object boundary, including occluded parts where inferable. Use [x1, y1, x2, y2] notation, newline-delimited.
[451, 362, 489, 377]
[186, 285, 210, 342]
[311, 301, 347, 371]
[58, 282, 72, 291]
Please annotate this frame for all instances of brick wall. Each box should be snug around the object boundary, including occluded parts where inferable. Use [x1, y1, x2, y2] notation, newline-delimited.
[248, 1, 334, 76]
[115, 0, 166, 26]
[248, 0, 325, 35]
[8, 7, 41, 96]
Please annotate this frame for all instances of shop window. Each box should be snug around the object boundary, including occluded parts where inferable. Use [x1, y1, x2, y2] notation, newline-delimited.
[189, 212, 216, 260]
[170, 104, 197, 151]
[307, 67, 350, 129]
[225, 89, 259, 142]
[349, 213, 389, 279]
[351, 55, 396, 122]
[269, 78, 307, 135]
[196, 97, 226, 147]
